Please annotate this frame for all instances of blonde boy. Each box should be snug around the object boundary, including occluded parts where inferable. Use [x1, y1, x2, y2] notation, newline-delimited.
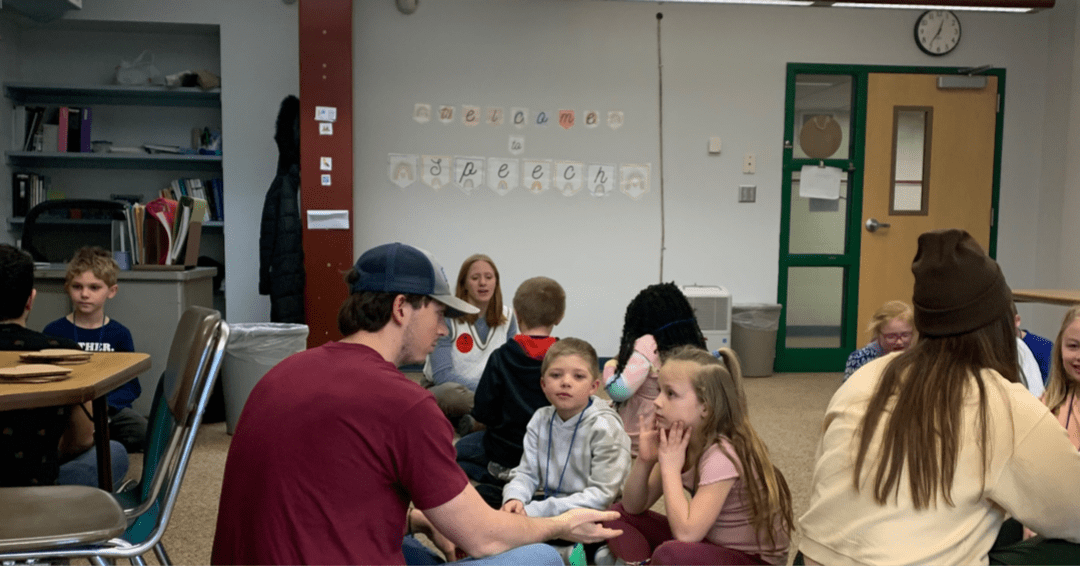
[43, 246, 145, 452]
[501, 338, 631, 517]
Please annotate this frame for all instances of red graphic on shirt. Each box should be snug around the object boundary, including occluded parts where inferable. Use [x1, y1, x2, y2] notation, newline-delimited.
[456, 334, 474, 353]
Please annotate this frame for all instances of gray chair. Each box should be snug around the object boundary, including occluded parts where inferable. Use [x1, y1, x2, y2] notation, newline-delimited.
[0, 306, 229, 565]
[21, 198, 129, 263]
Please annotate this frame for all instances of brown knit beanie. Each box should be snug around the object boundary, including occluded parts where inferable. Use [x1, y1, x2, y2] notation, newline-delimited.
[910, 228, 1011, 337]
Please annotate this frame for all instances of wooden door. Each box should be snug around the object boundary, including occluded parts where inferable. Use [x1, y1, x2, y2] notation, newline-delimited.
[857, 73, 998, 346]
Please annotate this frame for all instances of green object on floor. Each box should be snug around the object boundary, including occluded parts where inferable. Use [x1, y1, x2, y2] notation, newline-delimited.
[568, 543, 586, 566]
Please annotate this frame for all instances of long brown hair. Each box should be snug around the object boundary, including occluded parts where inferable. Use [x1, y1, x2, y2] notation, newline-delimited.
[853, 314, 1019, 510]
[1041, 305, 1080, 415]
[667, 346, 793, 551]
[453, 254, 507, 328]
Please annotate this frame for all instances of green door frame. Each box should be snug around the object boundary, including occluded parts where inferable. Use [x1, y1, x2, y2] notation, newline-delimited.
[774, 63, 1005, 372]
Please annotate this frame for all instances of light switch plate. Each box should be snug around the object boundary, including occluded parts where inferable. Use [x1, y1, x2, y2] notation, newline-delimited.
[739, 185, 756, 203]
[708, 136, 721, 154]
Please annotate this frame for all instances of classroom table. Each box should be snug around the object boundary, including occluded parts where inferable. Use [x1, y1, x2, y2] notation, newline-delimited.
[1012, 289, 1080, 306]
[0, 351, 151, 491]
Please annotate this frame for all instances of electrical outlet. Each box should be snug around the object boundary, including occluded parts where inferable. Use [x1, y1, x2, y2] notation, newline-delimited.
[743, 153, 756, 174]
[739, 185, 756, 203]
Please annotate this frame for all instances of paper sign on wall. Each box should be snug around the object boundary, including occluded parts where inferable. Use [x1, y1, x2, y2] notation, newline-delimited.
[608, 110, 624, 130]
[486, 107, 504, 126]
[487, 158, 519, 196]
[454, 156, 485, 194]
[307, 210, 349, 230]
[584, 110, 599, 129]
[508, 135, 525, 156]
[620, 163, 651, 200]
[421, 155, 452, 190]
[438, 106, 455, 124]
[511, 107, 528, 129]
[315, 106, 337, 122]
[414, 104, 431, 124]
[462, 106, 481, 127]
[523, 159, 551, 194]
[588, 164, 616, 197]
[555, 161, 584, 196]
[388, 154, 418, 189]
[534, 111, 550, 128]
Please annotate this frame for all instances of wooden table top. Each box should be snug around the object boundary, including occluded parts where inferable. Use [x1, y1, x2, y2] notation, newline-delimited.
[0, 351, 150, 412]
[1012, 289, 1080, 306]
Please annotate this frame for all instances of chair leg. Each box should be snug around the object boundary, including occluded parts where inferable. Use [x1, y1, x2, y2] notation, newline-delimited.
[153, 542, 172, 566]
[130, 553, 148, 566]
[90, 556, 114, 566]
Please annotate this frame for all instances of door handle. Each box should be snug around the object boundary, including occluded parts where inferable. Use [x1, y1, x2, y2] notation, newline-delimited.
[865, 218, 891, 233]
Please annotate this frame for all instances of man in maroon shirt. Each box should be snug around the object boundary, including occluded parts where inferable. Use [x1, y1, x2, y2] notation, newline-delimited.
[212, 242, 619, 565]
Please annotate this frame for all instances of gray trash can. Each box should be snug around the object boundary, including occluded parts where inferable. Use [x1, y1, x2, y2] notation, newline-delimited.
[222, 322, 309, 434]
[731, 304, 782, 377]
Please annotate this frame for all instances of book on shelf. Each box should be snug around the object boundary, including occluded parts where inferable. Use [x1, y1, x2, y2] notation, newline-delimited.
[208, 178, 224, 221]
[57, 107, 70, 152]
[11, 172, 49, 217]
[78, 108, 92, 153]
[143, 143, 183, 154]
[136, 196, 202, 269]
[18, 106, 46, 151]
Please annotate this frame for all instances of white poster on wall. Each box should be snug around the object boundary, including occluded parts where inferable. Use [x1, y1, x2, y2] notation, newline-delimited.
[620, 163, 651, 200]
[487, 158, 519, 196]
[555, 161, 584, 196]
[588, 164, 616, 197]
[523, 159, 552, 194]
[454, 156, 485, 194]
[421, 155, 452, 190]
[388, 153, 418, 188]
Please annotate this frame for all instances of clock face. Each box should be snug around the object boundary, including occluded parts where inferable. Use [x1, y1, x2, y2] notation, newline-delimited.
[915, 10, 961, 56]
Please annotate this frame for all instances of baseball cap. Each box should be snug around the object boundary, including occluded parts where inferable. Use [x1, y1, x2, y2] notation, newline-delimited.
[352, 242, 479, 318]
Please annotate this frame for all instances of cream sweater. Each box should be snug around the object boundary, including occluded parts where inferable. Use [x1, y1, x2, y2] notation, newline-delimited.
[799, 352, 1080, 566]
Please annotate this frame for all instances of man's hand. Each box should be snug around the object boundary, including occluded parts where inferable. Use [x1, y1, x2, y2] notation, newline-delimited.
[501, 499, 526, 515]
[554, 508, 623, 543]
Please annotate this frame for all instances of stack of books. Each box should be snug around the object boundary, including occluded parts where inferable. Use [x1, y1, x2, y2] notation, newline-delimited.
[124, 196, 206, 269]
[15, 106, 91, 152]
[159, 177, 224, 221]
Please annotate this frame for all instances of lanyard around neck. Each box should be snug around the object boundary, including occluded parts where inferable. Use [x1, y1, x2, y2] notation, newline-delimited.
[544, 398, 593, 499]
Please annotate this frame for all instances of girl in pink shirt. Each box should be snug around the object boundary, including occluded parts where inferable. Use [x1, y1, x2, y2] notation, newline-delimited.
[603, 346, 793, 565]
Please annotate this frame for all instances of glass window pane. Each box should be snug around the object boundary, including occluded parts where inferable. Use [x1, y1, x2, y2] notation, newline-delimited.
[891, 107, 931, 215]
[793, 74, 852, 161]
[785, 266, 844, 349]
[789, 170, 849, 255]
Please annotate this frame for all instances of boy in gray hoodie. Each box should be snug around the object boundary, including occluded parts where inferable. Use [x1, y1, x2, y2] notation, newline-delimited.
[501, 338, 631, 518]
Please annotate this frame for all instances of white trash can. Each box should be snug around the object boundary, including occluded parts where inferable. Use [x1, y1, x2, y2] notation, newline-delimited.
[222, 322, 308, 434]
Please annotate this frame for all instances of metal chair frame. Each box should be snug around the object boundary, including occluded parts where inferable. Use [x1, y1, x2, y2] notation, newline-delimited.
[0, 306, 229, 565]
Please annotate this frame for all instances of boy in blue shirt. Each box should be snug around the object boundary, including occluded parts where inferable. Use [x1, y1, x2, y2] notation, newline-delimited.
[44, 246, 146, 452]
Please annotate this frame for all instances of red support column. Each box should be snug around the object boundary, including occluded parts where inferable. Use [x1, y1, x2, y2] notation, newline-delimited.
[299, 0, 352, 347]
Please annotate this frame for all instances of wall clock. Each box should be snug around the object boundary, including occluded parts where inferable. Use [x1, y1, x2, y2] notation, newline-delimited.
[915, 10, 961, 56]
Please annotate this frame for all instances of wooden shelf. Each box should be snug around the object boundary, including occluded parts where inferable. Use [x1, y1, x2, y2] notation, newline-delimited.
[8, 217, 223, 229]
[5, 83, 221, 108]
[7, 151, 222, 171]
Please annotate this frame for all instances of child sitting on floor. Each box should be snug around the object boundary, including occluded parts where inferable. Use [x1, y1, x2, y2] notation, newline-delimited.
[500, 337, 631, 518]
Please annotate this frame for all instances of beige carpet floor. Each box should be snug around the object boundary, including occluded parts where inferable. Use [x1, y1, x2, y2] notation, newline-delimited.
[136, 371, 841, 565]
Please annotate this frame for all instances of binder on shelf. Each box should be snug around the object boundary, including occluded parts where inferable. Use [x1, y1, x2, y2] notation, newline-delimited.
[11, 172, 30, 217]
[78, 107, 92, 152]
[208, 178, 224, 220]
[57, 107, 70, 152]
[65, 106, 81, 152]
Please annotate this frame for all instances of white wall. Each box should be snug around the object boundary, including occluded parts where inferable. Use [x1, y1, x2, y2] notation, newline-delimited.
[354, 0, 1067, 356]
[53, 0, 300, 325]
